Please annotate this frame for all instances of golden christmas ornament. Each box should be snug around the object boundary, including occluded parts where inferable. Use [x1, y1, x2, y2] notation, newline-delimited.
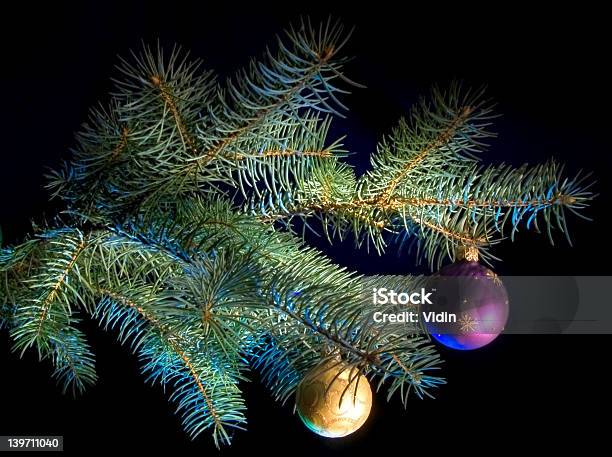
[295, 361, 372, 438]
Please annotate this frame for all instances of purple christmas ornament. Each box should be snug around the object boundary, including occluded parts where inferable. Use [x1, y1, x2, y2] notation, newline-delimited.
[423, 258, 509, 350]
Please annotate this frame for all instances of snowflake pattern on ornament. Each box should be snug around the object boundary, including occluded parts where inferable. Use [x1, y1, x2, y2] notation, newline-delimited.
[458, 313, 478, 334]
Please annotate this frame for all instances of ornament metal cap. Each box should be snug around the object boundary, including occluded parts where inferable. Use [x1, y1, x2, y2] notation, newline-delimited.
[457, 245, 479, 262]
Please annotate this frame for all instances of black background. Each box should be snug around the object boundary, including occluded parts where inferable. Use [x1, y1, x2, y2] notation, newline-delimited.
[1, 2, 610, 454]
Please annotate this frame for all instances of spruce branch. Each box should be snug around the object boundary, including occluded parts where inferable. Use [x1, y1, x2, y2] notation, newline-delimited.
[48, 18, 357, 222]
[359, 83, 496, 203]
[200, 16, 355, 160]
[95, 286, 247, 447]
[10, 229, 88, 355]
[134, 197, 444, 402]
[3, 229, 98, 394]
[2, 17, 597, 447]
[1, 201, 445, 443]
[49, 323, 97, 395]
[252, 85, 593, 266]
